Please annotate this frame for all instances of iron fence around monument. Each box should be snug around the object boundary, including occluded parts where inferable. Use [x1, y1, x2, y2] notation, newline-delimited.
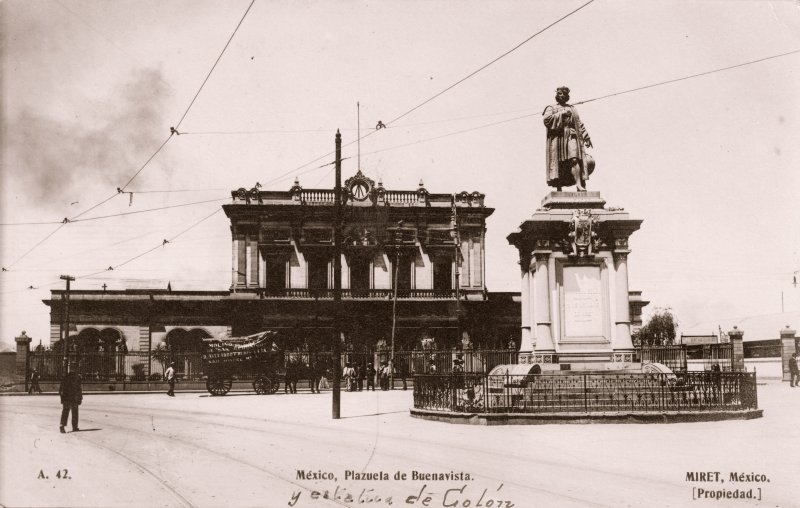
[637, 345, 687, 372]
[638, 344, 736, 372]
[413, 371, 758, 413]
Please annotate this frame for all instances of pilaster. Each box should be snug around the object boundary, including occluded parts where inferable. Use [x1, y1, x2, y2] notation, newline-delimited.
[613, 249, 633, 350]
[519, 252, 533, 353]
[533, 251, 555, 353]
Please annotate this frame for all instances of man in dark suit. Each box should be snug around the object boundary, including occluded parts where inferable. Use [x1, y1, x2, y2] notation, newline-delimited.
[59, 363, 82, 433]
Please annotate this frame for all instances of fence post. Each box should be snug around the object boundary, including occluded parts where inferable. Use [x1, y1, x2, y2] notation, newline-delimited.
[727, 326, 745, 372]
[583, 374, 588, 411]
[15, 331, 32, 392]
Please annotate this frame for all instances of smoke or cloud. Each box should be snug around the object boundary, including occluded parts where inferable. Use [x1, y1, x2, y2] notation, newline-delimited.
[4, 68, 172, 215]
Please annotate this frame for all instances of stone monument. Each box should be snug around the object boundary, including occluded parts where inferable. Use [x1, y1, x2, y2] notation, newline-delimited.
[506, 87, 642, 370]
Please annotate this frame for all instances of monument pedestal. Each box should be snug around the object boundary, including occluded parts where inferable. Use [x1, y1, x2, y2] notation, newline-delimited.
[508, 192, 642, 369]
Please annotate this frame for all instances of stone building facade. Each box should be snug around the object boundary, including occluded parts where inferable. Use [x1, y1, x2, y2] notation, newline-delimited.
[43, 173, 520, 353]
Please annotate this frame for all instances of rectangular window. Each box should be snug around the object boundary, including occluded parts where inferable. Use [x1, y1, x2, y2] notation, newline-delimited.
[308, 255, 328, 291]
[265, 255, 287, 294]
[433, 256, 453, 296]
[396, 254, 412, 297]
[350, 256, 370, 297]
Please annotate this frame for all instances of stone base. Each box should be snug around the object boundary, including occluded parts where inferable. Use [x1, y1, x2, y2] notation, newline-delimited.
[541, 191, 606, 210]
[519, 351, 638, 371]
[410, 408, 764, 425]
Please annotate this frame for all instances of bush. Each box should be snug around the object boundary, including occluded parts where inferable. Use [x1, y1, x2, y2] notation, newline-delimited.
[132, 364, 146, 381]
[149, 373, 163, 381]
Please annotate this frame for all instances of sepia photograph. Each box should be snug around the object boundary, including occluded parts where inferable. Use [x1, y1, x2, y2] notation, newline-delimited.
[1, 1, 799, 507]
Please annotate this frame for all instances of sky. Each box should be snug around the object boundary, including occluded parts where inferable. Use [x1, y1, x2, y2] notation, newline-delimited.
[1, 0, 799, 350]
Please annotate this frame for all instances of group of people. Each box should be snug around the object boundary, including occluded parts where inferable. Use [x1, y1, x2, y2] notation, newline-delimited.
[341, 361, 407, 391]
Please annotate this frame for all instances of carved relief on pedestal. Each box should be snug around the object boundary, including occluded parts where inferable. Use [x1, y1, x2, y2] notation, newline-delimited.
[565, 209, 597, 258]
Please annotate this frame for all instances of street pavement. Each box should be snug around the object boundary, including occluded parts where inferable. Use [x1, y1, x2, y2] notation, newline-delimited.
[1, 381, 798, 508]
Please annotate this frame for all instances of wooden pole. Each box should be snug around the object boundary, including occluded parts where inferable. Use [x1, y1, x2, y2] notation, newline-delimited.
[332, 130, 342, 419]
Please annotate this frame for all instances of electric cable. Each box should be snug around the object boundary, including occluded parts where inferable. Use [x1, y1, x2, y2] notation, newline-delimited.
[2, 224, 66, 271]
[73, 208, 223, 281]
[573, 49, 800, 106]
[173, 0, 256, 131]
[1, 197, 229, 227]
[230, 1, 594, 192]
[383, 0, 596, 128]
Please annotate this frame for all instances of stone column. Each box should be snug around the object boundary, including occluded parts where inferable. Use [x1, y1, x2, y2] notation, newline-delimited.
[533, 251, 555, 354]
[519, 253, 533, 353]
[613, 251, 634, 350]
[779, 326, 797, 382]
[728, 326, 744, 372]
[15, 331, 32, 390]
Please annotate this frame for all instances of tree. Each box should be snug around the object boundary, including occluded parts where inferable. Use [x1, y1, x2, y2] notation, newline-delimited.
[636, 307, 678, 346]
[150, 343, 172, 372]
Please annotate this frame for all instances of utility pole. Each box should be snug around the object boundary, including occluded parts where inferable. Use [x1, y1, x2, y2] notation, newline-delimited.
[450, 198, 461, 346]
[389, 223, 402, 390]
[60, 275, 75, 371]
[332, 130, 342, 419]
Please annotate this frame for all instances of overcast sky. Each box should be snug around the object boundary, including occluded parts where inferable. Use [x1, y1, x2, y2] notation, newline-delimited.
[1, 0, 799, 349]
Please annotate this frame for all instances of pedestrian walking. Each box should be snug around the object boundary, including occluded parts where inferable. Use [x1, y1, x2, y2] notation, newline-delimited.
[309, 358, 322, 393]
[379, 361, 390, 391]
[284, 361, 298, 394]
[343, 363, 356, 392]
[165, 361, 176, 396]
[790, 353, 799, 388]
[365, 363, 376, 391]
[397, 360, 408, 391]
[58, 363, 82, 433]
[28, 368, 42, 394]
[356, 363, 365, 391]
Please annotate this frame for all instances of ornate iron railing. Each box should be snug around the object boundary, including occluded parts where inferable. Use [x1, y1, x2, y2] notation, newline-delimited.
[638, 345, 687, 372]
[414, 371, 758, 413]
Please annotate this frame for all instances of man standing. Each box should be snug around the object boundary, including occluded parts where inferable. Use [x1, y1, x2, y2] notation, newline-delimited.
[28, 368, 42, 394]
[543, 86, 593, 191]
[165, 361, 176, 396]
[790, 353, 799, 387]
[58, 363, 82, 433]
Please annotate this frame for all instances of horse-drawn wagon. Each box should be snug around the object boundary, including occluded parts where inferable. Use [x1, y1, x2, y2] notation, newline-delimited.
[202, 331, 284, 396]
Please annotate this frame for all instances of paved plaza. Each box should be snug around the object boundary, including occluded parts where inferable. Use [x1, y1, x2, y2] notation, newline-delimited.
[1, 381, 798, 508]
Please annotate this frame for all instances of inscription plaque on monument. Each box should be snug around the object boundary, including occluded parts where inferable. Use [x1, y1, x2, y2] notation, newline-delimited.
[563, 266, 603, 337]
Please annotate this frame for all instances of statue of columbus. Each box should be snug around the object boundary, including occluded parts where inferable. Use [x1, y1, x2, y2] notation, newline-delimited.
[543, 86, 594, 191]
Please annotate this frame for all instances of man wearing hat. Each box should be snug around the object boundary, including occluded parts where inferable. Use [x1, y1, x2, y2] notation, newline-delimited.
[165, 361, 176, 396]
[58, 363, 82, 433]
[543, 86, 593, 191]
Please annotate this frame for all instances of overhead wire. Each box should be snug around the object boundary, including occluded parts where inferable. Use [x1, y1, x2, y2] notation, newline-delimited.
[1, 197, 230, 227]
[2, 224, 67, 271]
[173, 0, 257, 131]
[72, 207, 223, 281]
[383, 0, 596, 128]
[573, 48, 800, 106]
[1, 0, 255, 268]
[233, 1, 595, 193]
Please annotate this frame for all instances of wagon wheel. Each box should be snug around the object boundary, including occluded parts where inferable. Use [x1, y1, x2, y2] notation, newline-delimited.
[207, 377, 232, 396]
[253, 377, 273, 395]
